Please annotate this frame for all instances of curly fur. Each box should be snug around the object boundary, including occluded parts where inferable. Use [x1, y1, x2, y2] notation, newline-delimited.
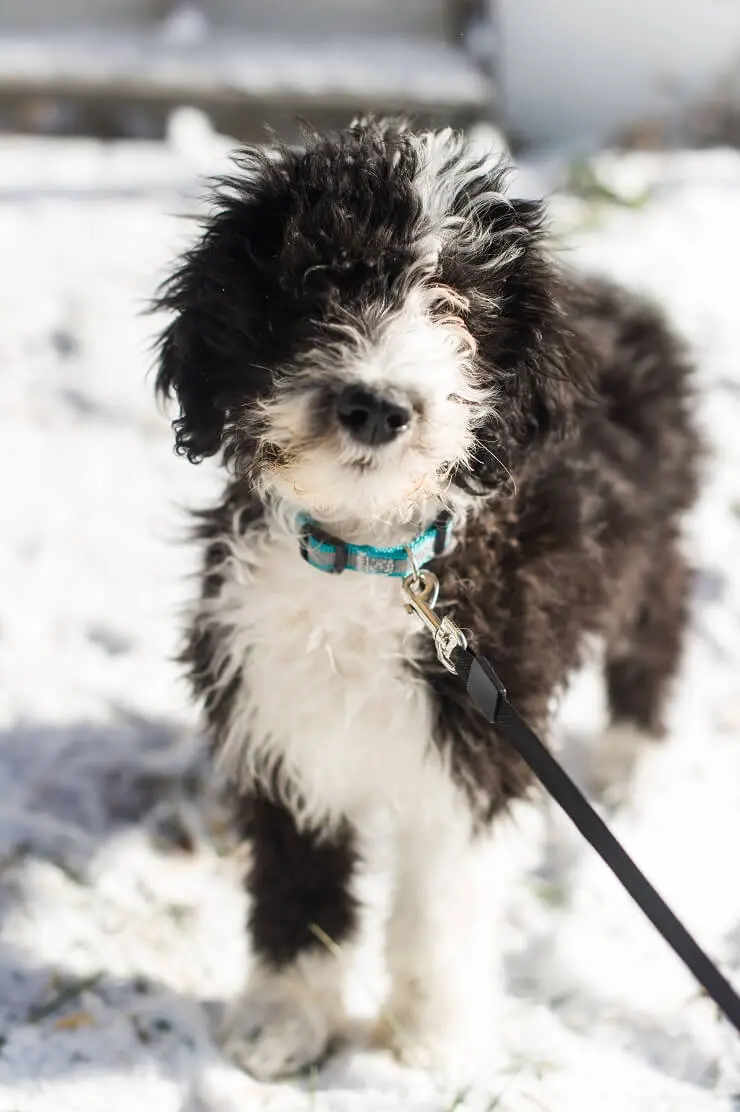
[153, 119, 701, 1080]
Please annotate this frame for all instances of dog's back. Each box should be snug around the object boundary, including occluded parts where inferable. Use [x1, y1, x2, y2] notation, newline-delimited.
[570, 274, 700, 503]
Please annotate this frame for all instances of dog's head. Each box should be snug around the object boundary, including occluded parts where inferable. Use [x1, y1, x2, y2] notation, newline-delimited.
[155, 119, 589, 524]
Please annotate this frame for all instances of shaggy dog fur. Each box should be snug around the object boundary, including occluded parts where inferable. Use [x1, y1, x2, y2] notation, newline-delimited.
[154, 118, 700, 1079]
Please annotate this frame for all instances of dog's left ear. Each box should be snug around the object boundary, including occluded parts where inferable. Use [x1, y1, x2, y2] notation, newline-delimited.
[459, 183, 595, 447]
[423, 131, 595, 448]
[446, 174, 596, 484]
[497, 204, 595, 446]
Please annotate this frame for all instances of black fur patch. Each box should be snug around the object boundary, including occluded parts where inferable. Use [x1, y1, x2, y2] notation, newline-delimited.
[419, 278, 700, 822]
[235, 792, 359, 968]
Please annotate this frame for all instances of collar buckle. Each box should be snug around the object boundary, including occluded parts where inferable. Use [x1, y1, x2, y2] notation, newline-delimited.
[299, 522, 348, 574]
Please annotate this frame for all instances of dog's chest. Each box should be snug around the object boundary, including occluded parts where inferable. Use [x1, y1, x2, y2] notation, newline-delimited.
[215, 527, 443, 825]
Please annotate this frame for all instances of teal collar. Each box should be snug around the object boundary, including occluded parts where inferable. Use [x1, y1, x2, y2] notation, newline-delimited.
[297, 512, 454, 577]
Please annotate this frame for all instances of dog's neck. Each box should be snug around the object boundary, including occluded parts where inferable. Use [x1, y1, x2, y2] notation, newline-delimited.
[267, 490, 473, 549]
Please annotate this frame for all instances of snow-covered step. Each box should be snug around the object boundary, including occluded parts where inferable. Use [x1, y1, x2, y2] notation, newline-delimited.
[0, 30, 494, 116]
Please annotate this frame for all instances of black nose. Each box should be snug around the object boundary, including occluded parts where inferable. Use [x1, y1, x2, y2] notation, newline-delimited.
[336, 387, 412, 447]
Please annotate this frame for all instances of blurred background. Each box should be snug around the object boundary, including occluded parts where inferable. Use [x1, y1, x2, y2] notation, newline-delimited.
[1, 4, 740, 1111]
[2, 0, 740, 148]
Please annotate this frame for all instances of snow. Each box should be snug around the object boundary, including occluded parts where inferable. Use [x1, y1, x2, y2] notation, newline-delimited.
[1, 129, 740, 1110]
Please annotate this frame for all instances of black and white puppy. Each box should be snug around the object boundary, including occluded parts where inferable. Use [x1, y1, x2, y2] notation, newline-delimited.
[154, 118, 700, 1078]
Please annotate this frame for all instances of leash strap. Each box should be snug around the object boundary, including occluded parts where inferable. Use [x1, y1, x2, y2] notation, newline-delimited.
[449, 643, 740, 1035]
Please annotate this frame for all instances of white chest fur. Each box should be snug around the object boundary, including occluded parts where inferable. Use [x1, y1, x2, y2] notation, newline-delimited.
[203, 522, 457, 832]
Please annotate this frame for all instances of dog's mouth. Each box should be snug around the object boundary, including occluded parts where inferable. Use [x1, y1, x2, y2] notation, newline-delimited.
[347, 456, 380, 474]
[252, 432, 451, 516]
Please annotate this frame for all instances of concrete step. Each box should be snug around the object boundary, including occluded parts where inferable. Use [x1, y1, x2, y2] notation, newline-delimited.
[0, 29, 494, 116]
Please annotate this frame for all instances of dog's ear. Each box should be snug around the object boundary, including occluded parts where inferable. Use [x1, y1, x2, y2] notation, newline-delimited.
[491, 201, 595, 445]
[153, 145, 289, 463]
[154, 304, 227, 463]
[417, 135, 596, 448]
[440, 168, 596, 486]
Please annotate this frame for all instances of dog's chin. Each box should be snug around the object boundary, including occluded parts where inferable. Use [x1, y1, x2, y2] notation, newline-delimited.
[256, 447, 452, 531]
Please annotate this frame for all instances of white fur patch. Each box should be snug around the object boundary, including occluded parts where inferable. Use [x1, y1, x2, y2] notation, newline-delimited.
[380, 817, 504, 1078]
[408, 128, 524, 277]
[196, 512, 469, 835]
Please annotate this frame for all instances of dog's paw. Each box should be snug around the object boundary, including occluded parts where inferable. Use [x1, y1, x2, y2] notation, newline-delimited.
[375, 992, 498, 1083]
[222, 1002, 330, 1080]
[588, 721, 653, 807]
[219, 957, 344, 1081]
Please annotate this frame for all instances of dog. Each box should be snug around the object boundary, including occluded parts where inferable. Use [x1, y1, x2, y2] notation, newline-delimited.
[153, 118, 700, 1079]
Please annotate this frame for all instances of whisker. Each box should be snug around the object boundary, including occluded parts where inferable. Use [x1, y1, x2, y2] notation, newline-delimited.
[470, 441, 517, 496]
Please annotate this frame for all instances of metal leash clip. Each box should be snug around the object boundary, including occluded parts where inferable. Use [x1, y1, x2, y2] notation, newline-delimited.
[401, 556, 467, 674]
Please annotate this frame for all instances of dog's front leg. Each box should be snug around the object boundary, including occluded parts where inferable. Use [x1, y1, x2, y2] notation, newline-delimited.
[221, 792, 359, 1080]
[380, 805, 503, 1078]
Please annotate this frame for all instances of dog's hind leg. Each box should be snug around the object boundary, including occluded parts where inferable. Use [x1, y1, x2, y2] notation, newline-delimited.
[220, 792, 359, 1080]
[595, 536, 691, 799]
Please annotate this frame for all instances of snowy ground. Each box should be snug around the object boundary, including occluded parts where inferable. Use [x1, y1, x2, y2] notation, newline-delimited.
[1, 126, 740, 1111]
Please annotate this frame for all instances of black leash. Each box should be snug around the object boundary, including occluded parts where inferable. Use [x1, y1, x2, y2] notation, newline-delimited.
[453, 646, 740, 1034]
[401, 568, 740, 1036]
